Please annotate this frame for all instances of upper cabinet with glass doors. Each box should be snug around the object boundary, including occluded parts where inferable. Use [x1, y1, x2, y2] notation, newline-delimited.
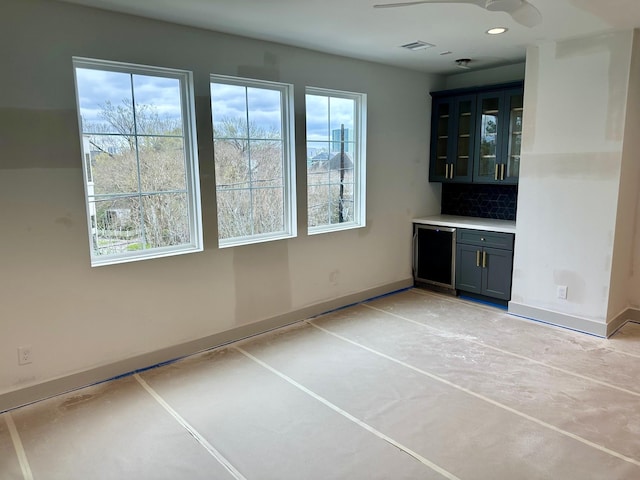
[429, 95, 475, 182]
[429, 82, 523, 185]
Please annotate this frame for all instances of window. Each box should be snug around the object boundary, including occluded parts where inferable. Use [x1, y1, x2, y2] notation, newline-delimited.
[73, 58, 202, 266]
[305, 88, 366, 233]
[210, 75, 296, 247]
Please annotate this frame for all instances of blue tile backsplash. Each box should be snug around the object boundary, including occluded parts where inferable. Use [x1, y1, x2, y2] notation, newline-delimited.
[441, 183, 517, 220]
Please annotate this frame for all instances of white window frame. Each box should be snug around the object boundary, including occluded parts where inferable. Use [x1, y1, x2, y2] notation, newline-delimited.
[305, 87, 367, 234]
[73, 57, 203, 267]
[210, 74, 297, 248]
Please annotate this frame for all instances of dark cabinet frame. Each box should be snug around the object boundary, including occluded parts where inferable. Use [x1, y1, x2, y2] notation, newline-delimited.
[429, 81, 523, 185]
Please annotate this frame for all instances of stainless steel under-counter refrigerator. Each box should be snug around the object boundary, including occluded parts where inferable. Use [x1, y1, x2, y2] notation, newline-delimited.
[413, 224, 456, 290]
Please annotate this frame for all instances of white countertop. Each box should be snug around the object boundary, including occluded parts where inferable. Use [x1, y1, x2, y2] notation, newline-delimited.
[413, 215, 516, 234]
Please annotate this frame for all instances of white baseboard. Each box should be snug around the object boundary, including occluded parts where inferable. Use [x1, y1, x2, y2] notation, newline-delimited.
[508, 302, 608, 337]
[0, 279, 413, 413]
[608, 307, 640, 336]
[508, 302, 640, 338]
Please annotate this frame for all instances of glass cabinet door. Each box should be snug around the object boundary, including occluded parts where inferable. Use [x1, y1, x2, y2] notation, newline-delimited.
[452, 96, 474, 181]
[429, 98, 452, 181]
[473, 92, 502, 183]
[503, 90, 523, 184]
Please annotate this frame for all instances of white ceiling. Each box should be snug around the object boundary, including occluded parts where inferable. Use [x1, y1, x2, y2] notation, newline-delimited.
[59, 0, 640, 74]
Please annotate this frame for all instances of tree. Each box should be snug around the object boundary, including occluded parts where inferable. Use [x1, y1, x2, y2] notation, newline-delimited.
[213, 117, 284, 240]
[86, 101, 189, 253]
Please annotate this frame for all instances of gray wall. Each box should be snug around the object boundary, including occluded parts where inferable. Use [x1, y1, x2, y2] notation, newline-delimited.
[0, 0, 440, 405]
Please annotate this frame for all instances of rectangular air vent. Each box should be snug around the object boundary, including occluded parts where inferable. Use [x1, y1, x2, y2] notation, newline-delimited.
[400, 41, 435, 51]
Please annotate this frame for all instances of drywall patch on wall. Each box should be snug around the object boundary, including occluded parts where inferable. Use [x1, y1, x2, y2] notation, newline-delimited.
[0, 108, 81, 169]
[54, 214, 75, 229]
[238, 52, 281, 82]
[233, 241, 293, 324]
[555, 32, 632, 144]
[529, 37, 629, 157]
[520, 151, 621, 181]
[552, 270, 586, 304]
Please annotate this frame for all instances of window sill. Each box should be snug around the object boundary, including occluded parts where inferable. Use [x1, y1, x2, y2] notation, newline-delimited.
[308, 222, 365, 236]
[218, 231, 296, 249]
[90, 244, 203, 267]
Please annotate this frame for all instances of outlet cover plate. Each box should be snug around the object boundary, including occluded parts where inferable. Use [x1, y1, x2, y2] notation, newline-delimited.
[18, 345, 32, 365]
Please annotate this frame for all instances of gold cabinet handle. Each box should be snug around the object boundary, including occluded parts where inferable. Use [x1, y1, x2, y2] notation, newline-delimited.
[450, 163, 454, 179]
[495, 164, 499, 181]
[482, 251, 487, 268]
[445, 163, 450, 179]
[501, 163, 505, 180]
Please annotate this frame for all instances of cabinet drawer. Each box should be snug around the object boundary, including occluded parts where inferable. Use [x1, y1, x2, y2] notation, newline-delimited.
[456, 228, 514, 250]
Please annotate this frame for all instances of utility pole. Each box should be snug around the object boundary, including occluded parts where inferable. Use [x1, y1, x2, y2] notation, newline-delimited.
[339, 124, 345, 223]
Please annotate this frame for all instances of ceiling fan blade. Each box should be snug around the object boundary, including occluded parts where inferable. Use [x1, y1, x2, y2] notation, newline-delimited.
[509, 2, 542, 27]
[373, 0, 542, 28]
[374, 1, 437, 8]
[373, 0, 478, 8]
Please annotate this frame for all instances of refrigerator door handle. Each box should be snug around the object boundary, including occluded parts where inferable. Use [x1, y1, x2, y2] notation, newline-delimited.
[412, 228, 418, 277]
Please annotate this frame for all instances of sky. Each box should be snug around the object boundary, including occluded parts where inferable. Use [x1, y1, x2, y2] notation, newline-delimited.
[75, 68, 182, 129]
[210, 82, 282, 136]
[75, 66, 357, 146]
[304, 94, 355, 142]
[209, 82, 356, 143]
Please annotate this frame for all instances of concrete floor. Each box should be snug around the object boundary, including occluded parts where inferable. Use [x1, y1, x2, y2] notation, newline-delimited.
[3, 288, 640, 479]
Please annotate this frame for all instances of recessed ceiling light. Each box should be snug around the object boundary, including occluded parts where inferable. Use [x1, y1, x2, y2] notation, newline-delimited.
[486, 27, 508, 35]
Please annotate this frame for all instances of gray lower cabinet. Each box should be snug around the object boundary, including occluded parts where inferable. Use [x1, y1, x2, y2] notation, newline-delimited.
[455, 229, 514, 301]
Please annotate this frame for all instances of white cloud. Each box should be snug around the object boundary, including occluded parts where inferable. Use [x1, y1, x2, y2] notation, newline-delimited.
[75, 68, 183, 128]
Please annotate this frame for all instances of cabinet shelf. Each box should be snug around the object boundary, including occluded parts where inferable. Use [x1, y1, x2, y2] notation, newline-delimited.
[483, 109, 499, 114]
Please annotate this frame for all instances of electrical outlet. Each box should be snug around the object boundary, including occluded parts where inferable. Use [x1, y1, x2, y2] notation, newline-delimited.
[556, 285, 568, 300]
[18, 345, 32, 365]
